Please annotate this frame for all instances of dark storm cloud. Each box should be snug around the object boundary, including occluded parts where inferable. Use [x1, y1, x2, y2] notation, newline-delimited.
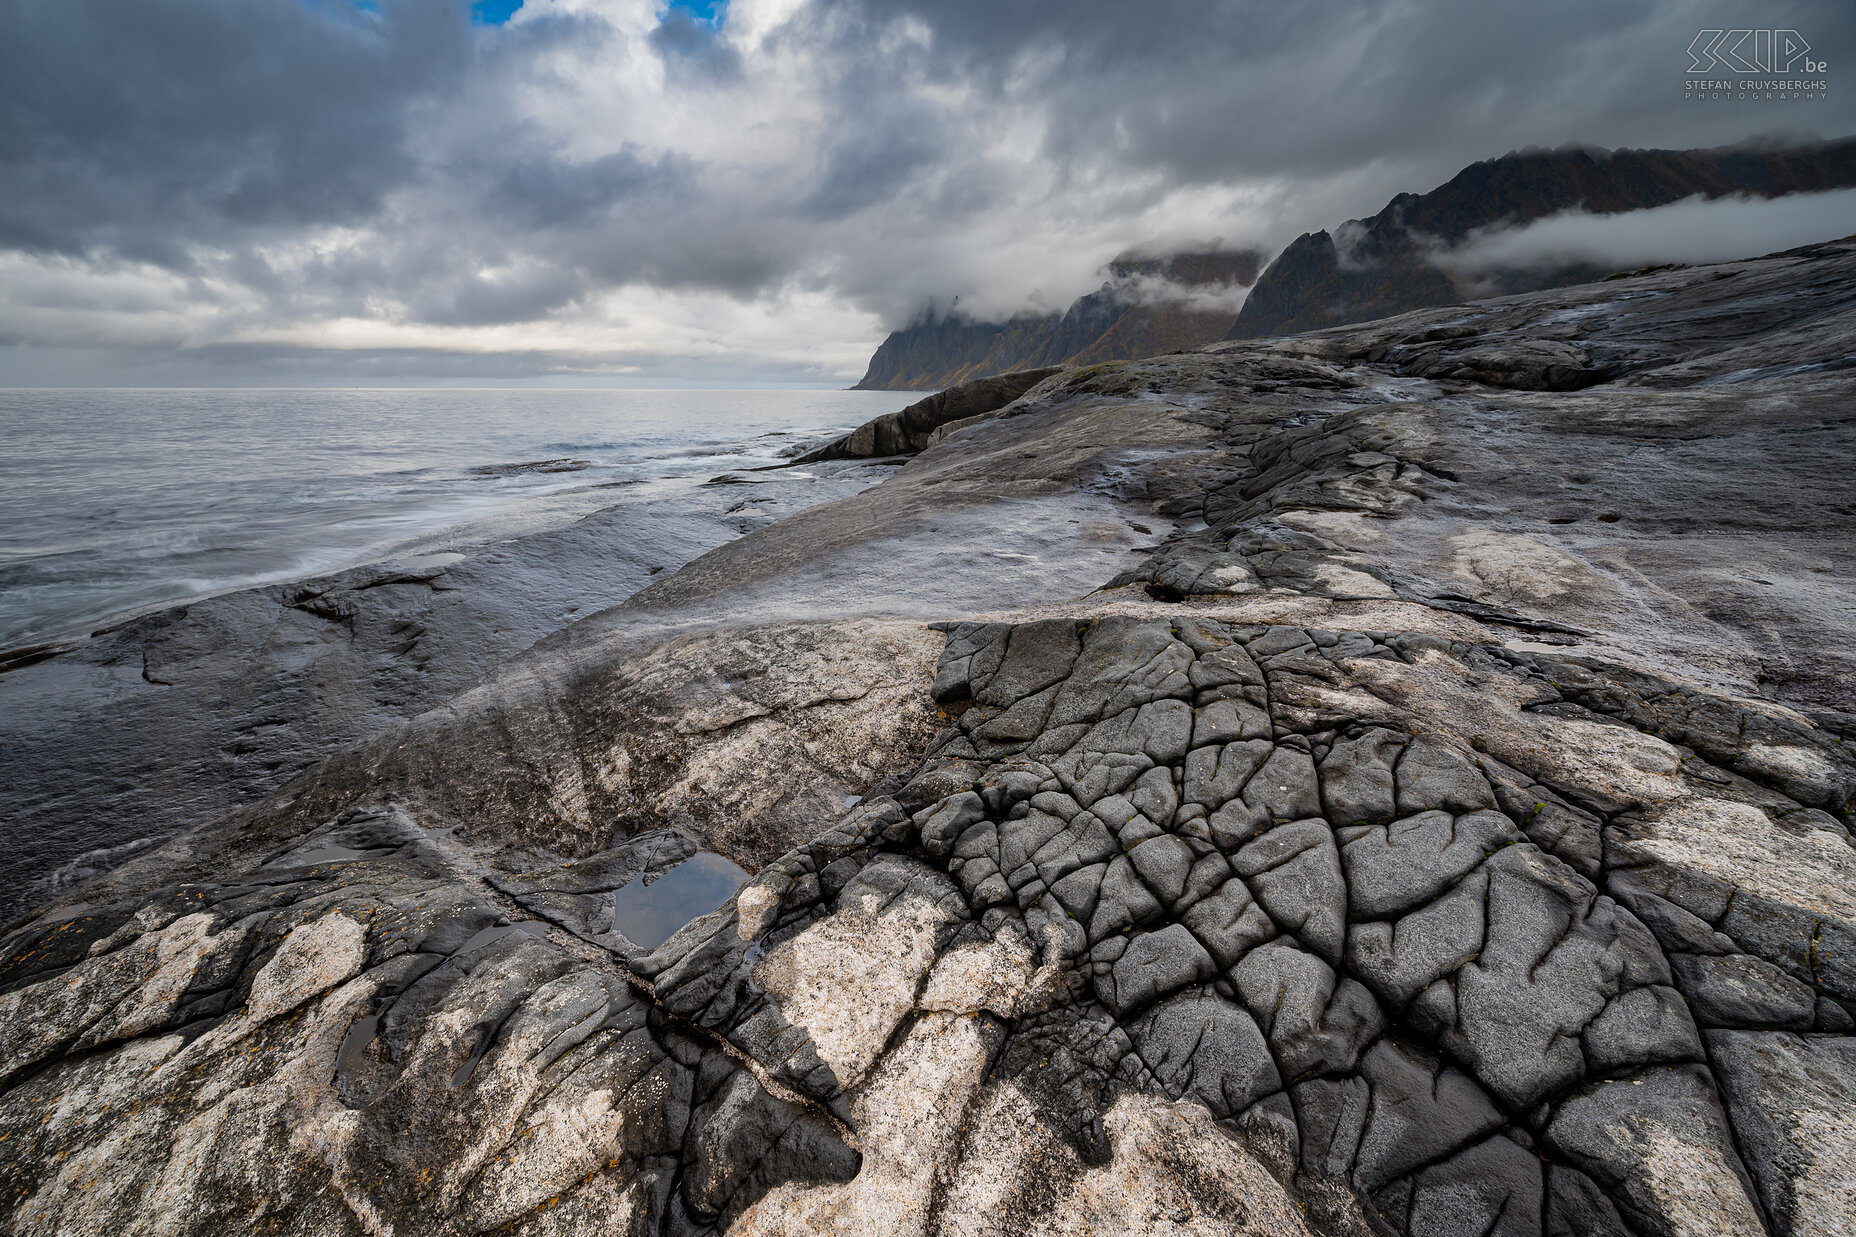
[799, 125, 939, 222]
[649, 7, 743, 80]
[0, 0, 1851, 381]
[483, 146, 692, 230]
[0, 0, 470, 261]
[816, 0, 1844, 185]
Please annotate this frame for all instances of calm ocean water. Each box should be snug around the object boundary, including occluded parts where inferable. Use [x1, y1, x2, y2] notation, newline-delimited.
[0, 387, 903, 648]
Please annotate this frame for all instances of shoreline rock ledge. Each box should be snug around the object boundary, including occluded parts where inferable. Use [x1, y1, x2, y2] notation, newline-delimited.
[795, 366, 1064, 462]
[4, 238, 1856, 1237]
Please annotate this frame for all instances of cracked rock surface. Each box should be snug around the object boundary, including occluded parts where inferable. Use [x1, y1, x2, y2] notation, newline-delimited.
[3, 241, 1855, 1235]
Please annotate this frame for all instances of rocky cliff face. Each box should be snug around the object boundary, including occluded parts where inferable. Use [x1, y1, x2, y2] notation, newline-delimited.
[1228, 138, 1856, 339]
[854, 249, 1262, 391]
[5, 239, 1856, 1236]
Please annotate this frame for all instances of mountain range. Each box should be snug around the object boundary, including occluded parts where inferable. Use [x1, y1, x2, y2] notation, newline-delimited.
[857, 137, 1856, 389]
[853, 248, 1262, 390]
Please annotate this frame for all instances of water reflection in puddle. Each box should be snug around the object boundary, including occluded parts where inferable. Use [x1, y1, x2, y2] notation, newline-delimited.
[612, 851, 749, 949]
[336, 1014, 380, 1073]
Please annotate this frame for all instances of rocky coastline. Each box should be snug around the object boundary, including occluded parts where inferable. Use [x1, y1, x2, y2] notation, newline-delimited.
[0, 453, 901, 927]
[3, 237, 1855, 1236]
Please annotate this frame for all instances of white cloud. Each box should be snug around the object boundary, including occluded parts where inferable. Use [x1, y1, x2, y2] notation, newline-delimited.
[1435, 188, 1856, 275]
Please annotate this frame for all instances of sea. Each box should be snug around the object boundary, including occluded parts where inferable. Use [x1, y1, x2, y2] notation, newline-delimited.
[0, 387, 904, 650]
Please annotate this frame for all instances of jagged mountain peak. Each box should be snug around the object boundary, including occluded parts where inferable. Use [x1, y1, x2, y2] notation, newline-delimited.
[1228, 135, 1856, 338]
[855, 244, 1266, 391]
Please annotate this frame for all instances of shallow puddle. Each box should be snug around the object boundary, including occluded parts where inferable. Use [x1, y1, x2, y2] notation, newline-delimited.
[611, 851, 749, 949]
[335, 1014, 380, 1073]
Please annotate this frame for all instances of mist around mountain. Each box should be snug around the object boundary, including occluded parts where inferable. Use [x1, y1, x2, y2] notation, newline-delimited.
[857, 138, 1856, 390]
[1230, 136, 1856, 339]
[853, 248, 1263, 391]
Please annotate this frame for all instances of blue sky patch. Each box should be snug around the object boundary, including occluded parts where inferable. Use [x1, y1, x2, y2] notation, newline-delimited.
[662, 1, 727, 27]
[472, 0, 523, 25]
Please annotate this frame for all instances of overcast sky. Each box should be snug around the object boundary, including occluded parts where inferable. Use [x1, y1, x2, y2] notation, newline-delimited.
[1, 0, 1850, 386]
